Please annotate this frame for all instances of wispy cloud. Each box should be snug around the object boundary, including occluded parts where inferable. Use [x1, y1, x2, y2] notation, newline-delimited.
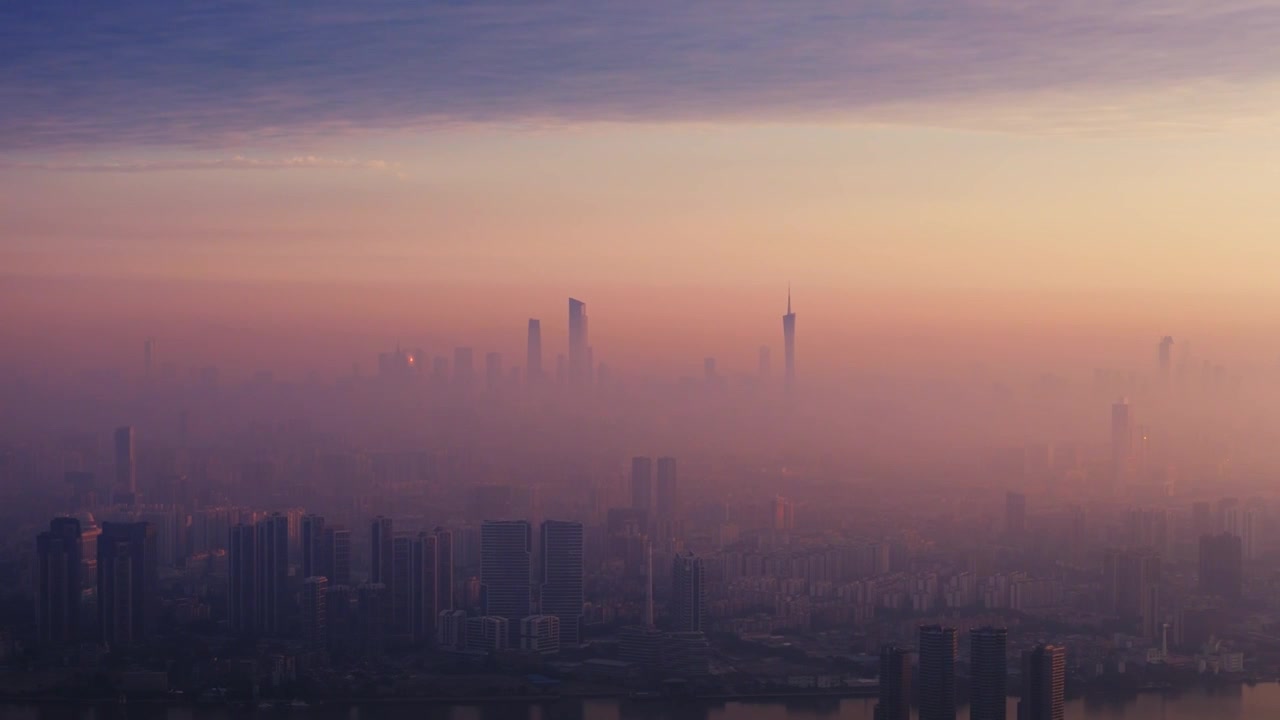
[2, 1, 1279, 150]
[1, 155, 404, 175]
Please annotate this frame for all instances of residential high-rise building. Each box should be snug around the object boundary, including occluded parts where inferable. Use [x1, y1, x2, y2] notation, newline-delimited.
[1158, 336, 1174, 386]
[371, 516, 393, 584]
[630, 457, 653, 512]
[771, 496, 796, 531]
[412, 531, 439, 643]
[322, 526, 352, 586]
[783, 287, 796, 390]
[255, 513, 289, 636]
[655, 457, 678, 520]
[519, 614, 561, 655]
[874, 644, 912, 720]
[36, 518, 82, 645]
[301, 514, 324, 580]
[480, 521, 532, 625]
[466, 615, 510, 652]
[391, 535, 414, 638]
[918, 624, 958, 720]
[1199, 533, 1243, 601]
[435, 527, 454, 616]
[527, 319, 543, 383]
[1018, 644, 1065, 720]
[1103, 547, 1163, 638]
[568, 298, 589, 383]
[302, 576, 328, 648]
[1005, 492, 1027, 537]
[98, 521, 157, 646]
[1111, 399, 1132, 484]
[540, 520, 584, 647]
[228, 523, 256, 635]
[970, 626, 1008, 720]
[113, 426, 136, 503]
[671, 552, 707, 633]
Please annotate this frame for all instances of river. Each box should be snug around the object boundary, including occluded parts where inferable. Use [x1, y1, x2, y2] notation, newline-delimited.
[5, 685, 1280, 720]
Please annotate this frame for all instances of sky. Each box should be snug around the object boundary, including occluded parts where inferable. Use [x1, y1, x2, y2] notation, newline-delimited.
[4, 1, 1280, 378]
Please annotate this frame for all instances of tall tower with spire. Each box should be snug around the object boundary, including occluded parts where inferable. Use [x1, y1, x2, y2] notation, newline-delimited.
[783, 285, 796, 391]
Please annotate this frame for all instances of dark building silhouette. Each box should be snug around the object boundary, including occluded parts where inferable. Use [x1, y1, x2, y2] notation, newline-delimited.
[371, 516, 393, 584]
[1018, 644, 1065, 720]
[1104, 547, 1162, 638]
[36, 517, 82, 645]
[301, 514, 324, 580]
[255, 513, 289, 636]
[655, 457, 678, 520]
[229, 523, 256, 635]
[97, 521, 157, 647]
[970, 626, 1008, 720]
[568, 298, 589, 383]
[390, 534, 414, 638]
[1005, 492, 1026, 537]
[485, 351, 502, 392]
[480, 520, 532, 624]
[302, 576, 327, 649]
[783, 287, 796, 390]
[322, 526, 352, 586]
[918, 624, 958, 720]
[630, 456, 653, 512]
[412, 531, 439, 643]
[1199, 533, 1243, 601]
[435, 527, 454, 617]
[671, 552, 706, 633]
[1158, 336, 1174, 385]
[527, 318, 543, 383]
[540, 520, 584, 646]
[874, 644, 912, 720]
[113, 426, 136, 504]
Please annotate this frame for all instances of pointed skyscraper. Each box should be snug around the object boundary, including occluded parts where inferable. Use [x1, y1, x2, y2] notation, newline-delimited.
[783, 285, 796, 390]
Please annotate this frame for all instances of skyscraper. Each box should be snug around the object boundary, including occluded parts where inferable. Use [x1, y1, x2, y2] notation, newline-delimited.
[918, 624, 957, 720]
[302, 576, 328, 648]
[1103, 547, 1163, 638]
[322, 526, 352, 586]
[568, 297, 589, 383]
[480, 520, 532, 623]
[671, 552, 707, 633]
[435, 527, 454, 616]
[98, 521, 157, 646]
[1199, 533, 1243, 601]
[412, 531, 439, 643]
[655, 457, 678, 521]
[527, 319, 543, 383]
[391, 535, 414, 638]
[143, 337, 156, 378]
[301, 514, 324, 580]
[485, 351, 503, 392]
[970, 626, 1008, 720]
[229, 523, 256, 635]
[1158, 336, 1174, 386]
[113, 426, 136, 503]
[874, 644, 912, 720]
[36, 517, 82, 645]
[1018, 644, 1065, 720]
[540, 520, 584, 646]
[1110, 399, 1132, 484]
[630, 456, 653, 512]
[783, 286, 796, 390]
[255, 513, 289, 636]
[371, 516, 393, 584]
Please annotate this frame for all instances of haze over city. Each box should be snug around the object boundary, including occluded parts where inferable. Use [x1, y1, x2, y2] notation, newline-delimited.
[3, 2, 1280, 719]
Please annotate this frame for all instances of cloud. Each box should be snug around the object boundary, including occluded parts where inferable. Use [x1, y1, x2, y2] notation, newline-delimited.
[0, 155, 403, 174]
[2, 0, 1279, 150]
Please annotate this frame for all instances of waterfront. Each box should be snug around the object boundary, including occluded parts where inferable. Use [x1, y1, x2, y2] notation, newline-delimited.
[6, 685, 1280, 720]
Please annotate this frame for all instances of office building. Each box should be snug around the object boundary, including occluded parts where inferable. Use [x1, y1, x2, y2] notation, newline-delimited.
[1103, 547, 1162, 638]
[527, 318, 543, 383]
[970, 626, 1008, 720]
[540, 520, 584, 646]
[1018, 644, 1065, 720]
[114, 426, 136, 504]
[874, 644, 912, 720]
[918, 624, 958, 720]
[390, 535, 414, 638]
[255, 513, 289, 636]
[481, 520, 532, 624]
[783, 287, 796, 389]
[229, 523, 256, 635]
[630, 456, 653, 512]
[301, 514, 324, 580]
[671, 552, 707, 633]
[98, 521, 157, 646]
[302, 576, 327, 648]
[320, 526, 351, 586]
[435, 527, 454, 615]
[36, 518, 82, 645]
[412, 531, 439, 642]
[371, 516, 393, 584]
[1199, 533, 1243, 601]
[568, 298, 589, 383]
